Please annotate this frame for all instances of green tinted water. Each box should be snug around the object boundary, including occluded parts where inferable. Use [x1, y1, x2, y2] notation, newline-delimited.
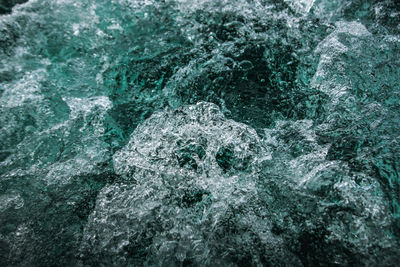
[0, 0, 400, 265]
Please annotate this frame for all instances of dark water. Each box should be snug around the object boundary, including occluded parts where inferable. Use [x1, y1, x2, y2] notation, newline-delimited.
[0, 0, 400, 265]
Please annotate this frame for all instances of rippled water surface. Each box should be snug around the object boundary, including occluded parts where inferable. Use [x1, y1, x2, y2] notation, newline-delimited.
[1, 0, 400, 265]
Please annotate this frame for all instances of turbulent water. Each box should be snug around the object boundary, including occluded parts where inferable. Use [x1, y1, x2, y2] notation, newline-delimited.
[0, 0, 400, 265]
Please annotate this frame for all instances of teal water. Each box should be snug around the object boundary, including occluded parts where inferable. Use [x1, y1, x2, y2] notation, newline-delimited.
[0, 0, 400, 265]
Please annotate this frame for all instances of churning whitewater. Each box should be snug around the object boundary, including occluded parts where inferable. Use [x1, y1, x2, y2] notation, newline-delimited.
[0, 0, 400, 265]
